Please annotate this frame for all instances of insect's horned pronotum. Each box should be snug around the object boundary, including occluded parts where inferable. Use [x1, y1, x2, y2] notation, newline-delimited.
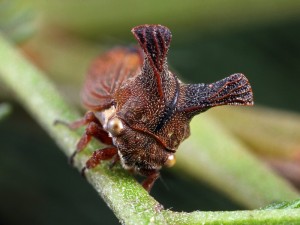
[63, 24, 253, 192]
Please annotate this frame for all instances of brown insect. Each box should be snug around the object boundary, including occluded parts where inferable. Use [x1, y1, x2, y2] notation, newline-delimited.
[64, 24, 253, 192]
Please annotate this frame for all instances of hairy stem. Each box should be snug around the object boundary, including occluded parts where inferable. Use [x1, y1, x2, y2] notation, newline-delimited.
[163, 209, 300, 225]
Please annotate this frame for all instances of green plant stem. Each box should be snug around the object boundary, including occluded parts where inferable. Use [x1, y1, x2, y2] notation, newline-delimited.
[1, 32, 300, 224]
[263, 199, 300, 209]
[176, 114, 299, 209]
[163, 209, 300, 225]
[210, 107, 300, 160]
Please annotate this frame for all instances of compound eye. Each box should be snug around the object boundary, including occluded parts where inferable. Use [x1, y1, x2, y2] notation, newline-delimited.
[107, 117, 124, 136]
[164, 154, 176, 167]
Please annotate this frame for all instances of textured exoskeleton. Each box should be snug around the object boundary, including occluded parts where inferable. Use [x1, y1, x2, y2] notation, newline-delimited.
[68, 24, 254, 191]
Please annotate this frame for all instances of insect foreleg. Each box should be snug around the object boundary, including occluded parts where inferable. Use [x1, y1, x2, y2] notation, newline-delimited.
[81, 147, 118, 175]
[140, 169, 160, 192]
[54, 111, 100, 129]
[69, 119, 112, 165]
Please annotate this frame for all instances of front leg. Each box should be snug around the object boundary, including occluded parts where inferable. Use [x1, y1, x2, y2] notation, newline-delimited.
[55, 111, 113, 164]
[70, 121, 113, 165]
[140, 169, 160, 192]
[81, 147, 118, 175]
[54, 111, 100, 129]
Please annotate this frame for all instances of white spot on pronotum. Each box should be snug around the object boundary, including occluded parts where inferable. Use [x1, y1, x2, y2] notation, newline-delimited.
[96, 106, 116, 129]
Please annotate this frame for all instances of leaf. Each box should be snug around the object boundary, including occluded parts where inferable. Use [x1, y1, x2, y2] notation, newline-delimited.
[262, 199, 300, 210]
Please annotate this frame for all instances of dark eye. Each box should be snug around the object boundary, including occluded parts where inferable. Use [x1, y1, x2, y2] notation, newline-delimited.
[107, 117, 124, 136]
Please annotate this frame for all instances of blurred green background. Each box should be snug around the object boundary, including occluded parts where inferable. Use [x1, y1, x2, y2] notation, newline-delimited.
[1, 0, 300, 224]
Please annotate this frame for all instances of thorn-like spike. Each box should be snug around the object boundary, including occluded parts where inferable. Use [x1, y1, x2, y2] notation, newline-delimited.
[181, 73, 254, 115]
[131, 24, 172, 72]
[131, 25, 172, 99]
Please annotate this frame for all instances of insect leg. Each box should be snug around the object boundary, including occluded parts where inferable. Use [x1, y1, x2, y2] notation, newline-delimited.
[140, 169, 160, 192]
[54, 111, 99, 129]
[70, 121, 112, 165]
[109, 154, 120, 169]
[81, 147, 118, 174]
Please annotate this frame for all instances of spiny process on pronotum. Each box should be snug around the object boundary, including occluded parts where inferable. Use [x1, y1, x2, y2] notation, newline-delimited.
[63, 24, 254, 192]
